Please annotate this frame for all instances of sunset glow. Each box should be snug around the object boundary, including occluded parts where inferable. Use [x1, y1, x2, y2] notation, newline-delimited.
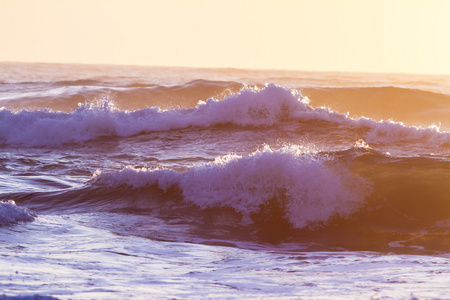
[1, 0, 450, 74]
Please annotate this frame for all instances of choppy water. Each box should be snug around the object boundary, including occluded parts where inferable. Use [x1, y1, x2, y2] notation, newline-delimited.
[2, 62, 450, 299]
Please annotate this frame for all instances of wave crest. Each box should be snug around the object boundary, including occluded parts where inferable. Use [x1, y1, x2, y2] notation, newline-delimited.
[93, 146, 371, 228]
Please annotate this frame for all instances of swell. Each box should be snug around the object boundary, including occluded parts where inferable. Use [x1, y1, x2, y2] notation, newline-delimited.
[0, 79, 244, 112]
[1, 84, 449, 150]
[303, 86, 450, 129]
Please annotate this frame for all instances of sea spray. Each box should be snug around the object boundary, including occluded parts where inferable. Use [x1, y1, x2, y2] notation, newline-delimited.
[0, 200, 36, 226]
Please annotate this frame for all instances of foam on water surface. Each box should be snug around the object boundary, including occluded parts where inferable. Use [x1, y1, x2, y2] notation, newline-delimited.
[1, 214, 450, 299]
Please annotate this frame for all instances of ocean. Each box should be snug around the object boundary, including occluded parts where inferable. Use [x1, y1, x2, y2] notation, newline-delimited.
[1, 62, 450, 299]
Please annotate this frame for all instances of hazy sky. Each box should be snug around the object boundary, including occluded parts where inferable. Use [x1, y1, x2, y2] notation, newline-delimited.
[1, 0, 449, 74]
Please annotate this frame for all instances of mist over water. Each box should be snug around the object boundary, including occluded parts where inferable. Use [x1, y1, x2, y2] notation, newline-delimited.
[2, 62, 450, 299]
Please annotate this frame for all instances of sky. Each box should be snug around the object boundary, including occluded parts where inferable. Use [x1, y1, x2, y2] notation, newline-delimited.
[1, 0, 450, 75]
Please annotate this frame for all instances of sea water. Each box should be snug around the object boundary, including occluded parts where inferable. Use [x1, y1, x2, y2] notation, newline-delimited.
[1, 62, 450, 299]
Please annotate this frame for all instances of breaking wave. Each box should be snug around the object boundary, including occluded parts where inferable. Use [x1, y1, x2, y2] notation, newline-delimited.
[1, 84, 448, 147]
[8, 145, 450, 251]
[93, 145, 371, 229]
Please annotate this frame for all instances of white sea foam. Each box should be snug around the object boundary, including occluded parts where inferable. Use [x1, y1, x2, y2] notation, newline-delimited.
[94, 146, 370, 228]
[0, 83, 448, 147]
[0, 200, 36, 226]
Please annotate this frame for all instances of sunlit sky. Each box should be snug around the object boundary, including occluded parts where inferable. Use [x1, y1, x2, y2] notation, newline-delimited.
[1, 0, 450, 74]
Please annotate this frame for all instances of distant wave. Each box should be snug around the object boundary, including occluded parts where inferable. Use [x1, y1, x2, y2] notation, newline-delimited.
[0, 79, 244, 112]
[1, 84, 448, 147]
[303, 86, 450, 130]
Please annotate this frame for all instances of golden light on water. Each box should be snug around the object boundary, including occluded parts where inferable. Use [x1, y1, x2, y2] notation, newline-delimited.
[1, 0, 449, 74]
